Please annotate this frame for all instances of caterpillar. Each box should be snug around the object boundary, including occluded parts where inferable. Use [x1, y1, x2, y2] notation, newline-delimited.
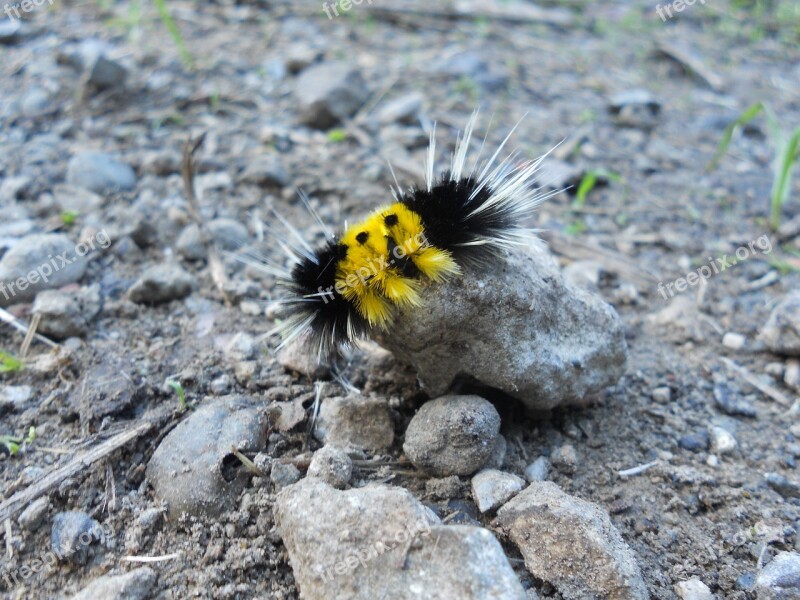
[264, 112, 555, 360]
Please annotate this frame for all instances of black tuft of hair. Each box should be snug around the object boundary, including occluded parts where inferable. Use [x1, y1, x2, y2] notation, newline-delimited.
[288, 240, 369, 355]
[399, 174, 513, 256]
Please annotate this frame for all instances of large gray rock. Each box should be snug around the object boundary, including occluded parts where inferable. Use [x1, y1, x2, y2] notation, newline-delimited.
[755, 551, 800, 599]
[32, 285, 101, 340]
[378, 246, 627, 410]
[0, 234, 88, 307]
[760, 291, 800, 356]
[496, 481, 647, 600]
[146, 396, 268, 518]
[70, 567, 156, 600]
[295, 62, 368, 129]
[403, 395, 500, 477]
[128, 263, 194, 304]
[274, 478, 525, 600]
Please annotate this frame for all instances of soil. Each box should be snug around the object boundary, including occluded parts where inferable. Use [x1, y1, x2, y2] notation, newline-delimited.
[1, 1, 799, 599]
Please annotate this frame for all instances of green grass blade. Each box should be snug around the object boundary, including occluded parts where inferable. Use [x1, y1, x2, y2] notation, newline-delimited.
[152, 0, 194, 70]
[708, 102, 765, 171]
[771, 126, 800, 230]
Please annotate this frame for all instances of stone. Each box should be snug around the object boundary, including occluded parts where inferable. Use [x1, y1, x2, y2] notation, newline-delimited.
[0, 19, 22, 45]
[66, 152, 136, 194]
[786, 359, 800, 390]
[128, 263, 194, 304]
[760, 291, 800, 356]
[765, 473, 800, 499]
[713, 383, 756, 418]
[295, 62, 369, 129]
[146, 396, 268, 518]
[675, 578, 714, 600]
[240, 155, 290, 188]
[376, 92, 424, 125]
[314, 395, 394, 452]
[0, 385, 33, 411]
[274, 478, 525, 599]
[70, 567, 156, 600]
[50, 511, 105, 566]
[471, 469, 526, 513]
[496, 482, 648, 600]
[609, 89, 661, 129]
[708, 425, 737, 454]
[723, 332, 746, 350]
[652, 386, 672, 404]
[277, 333, 331, 379]
[32, 285, 101, 340]
[307, 445, 353, 489]
[0, 233, 89, 307]
[53, 184, 104, 215]
[377, 246, 627, 410]
[551, 444, 579, 474]
[18, 496, 49, 532]
[754, 552, 800, 599]
[271, 462, 302, 490]
[524, 457, 550, 482]
[403, 395, 500, 477]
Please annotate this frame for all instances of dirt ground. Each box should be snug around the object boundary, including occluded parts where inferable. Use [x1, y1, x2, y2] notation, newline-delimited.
[1, 0, 800, 598]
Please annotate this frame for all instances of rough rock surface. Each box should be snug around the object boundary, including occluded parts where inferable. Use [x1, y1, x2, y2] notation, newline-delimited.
[760, 291, 800, 356]
[50, 511, 104, 566]
[146, 396, 268, 518]
[403, 395, 500, 476]
[274, 478, 525, 599]
[754, 552, 800, 599]
[32, 285, 101, 339]
[294, 62, 368, 129]
[378, 246, 627, 410]
[307, 445, 353, 489]
[313, 395, 394, 452]
[127, 263, 194, 304]
[471, 469, 526, 513]
[495, 481, 648, 600]
[70, 567, 156, 600]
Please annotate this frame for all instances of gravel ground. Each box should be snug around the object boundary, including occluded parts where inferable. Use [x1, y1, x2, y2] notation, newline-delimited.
[1, 1, 800, 599]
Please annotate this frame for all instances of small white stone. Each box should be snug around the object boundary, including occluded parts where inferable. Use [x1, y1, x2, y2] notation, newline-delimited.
[524, 457, 550, 482]
[240, 300, 262, 316]
[722, 332, 746, 350]
[675, 577, 713, 600]
[785, 359, 800, 390]
[652, 386, 672, 404]
[709, 426, 737, 454]
[471, 469, 526, 513]
[706, 455, 720, 468]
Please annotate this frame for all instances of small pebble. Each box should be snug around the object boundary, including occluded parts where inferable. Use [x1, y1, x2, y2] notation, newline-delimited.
[550, 444, 579, 474]
[18, 496, 50, 532]
[765, 473, 800, 499]
[524, 457, 550, 482]
[50, 511, 104, 565]
[471, 469, 526, 513]
[722, 332, 746, 350]
[786, 359, 800, 390]
[128, 263, 194, 304]
[307, 445, 352, 489]
[754, 551, 800, 599]
[675, 577, 713, 600]
[708, 426, 737, 454]
[652, 386, 672, 404]
[271, 462, 301, 490]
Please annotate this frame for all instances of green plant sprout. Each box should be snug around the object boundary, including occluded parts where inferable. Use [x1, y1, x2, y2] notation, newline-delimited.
[327, 129, 347, 143]
[153, 0, 194, 69]
[709, 102, 800, 231]
[1, 426, 36, 456]
[0, 351, 24, 374]
[61, 210, 79, 226]
[574, 169, 622, 207]
[166, 379, 187, 412]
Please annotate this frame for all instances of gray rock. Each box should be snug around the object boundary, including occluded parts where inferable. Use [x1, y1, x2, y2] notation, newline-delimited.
[377, 246, 627, 410]
[761, 291, 800, 356]
[128, 263, 194, 304]
[524, 457, 550, 482]
[277, 333, 331, 379]
[295, 62, 369, 129]
[484, 434, 507, 470]
[425, 475, 463, 500]
[307, 445, 353, 489]
[53, 184, 104, 215]
[32, 285, 101, 340]
[755, 552, 800, 599]
[314, 395, 394, 452]
[283, 42, 321, 73]
[713, 383, 756, 417]
[0, 233, 89, 307]
[240, 155, 290, 188]
[471, 469, 526, 513]
[67, 152, 136, 194]
[609, 89, 661, 129]
[0, 19, 22, 45]
[59, 39, 128, 90]
[551, 443, 579, 474]
[765, 473, 800, 499]
[18, 496, 49, 532]
[376, 92, 424, 125]
[496, 482, 648, 600]
[274, 478, 525, 599]
[652, 386, 672, 404]
[403, 395, 500, 477]
[786, 359, 800, 390]
[430, 51, 509, 92]
[176, 219, 249, 260]
[675, 578, 714, 600]
[708, 425, 737, 454]
[50, 511, 104, 566]
[146, 396, 268, 518]
[0, 384, 33, 411]
[70, 567, 156, 600]
[175, 224, 205, 260]
[271, 462, 302, 490]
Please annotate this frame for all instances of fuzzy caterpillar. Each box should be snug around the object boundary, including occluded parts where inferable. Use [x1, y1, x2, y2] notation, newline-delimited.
[266, 112, 557, 360]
